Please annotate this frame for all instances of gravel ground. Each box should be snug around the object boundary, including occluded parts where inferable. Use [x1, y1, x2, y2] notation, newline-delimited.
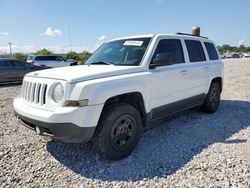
[0, 59, 250, 187]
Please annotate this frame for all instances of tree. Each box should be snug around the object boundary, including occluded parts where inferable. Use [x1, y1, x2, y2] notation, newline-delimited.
[12, 52, 27, 61]
[33, 48, 53, 55]
[78, 51, 92, 64]
[64, 51, 79, 61]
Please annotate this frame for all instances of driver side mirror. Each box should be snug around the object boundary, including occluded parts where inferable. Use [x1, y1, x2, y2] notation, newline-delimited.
[149, 53, 173, 69]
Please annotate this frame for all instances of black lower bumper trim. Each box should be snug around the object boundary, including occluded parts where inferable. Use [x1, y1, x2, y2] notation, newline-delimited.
[15, 111, 96, 143]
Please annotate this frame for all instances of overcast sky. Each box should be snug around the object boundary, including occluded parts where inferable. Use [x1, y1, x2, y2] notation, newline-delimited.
[0, 0, 250, 54]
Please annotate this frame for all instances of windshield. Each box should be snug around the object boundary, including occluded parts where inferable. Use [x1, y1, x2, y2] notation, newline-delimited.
[86, 37, 151, 66]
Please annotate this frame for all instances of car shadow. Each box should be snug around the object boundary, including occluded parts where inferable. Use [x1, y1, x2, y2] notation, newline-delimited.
[46, 100, 250, 181]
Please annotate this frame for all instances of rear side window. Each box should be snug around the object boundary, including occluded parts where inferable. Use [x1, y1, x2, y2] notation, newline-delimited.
[11, 60, 26, 67]
[153, 39, 185, 64]
[0, 60, 12, 67]
[185, 40, 206, 62]
[204, 42, 219, 60]
[35, 56, 56, 61]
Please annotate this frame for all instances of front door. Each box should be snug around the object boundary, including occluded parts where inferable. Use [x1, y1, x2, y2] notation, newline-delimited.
[149, 39, 189, 119]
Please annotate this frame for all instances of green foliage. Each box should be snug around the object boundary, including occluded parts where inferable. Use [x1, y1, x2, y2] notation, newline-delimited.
[218, 45, 250, 53]
[12, 52, 27, 61]
[63, 51, 92, 64]
[64, 51, 79, 61]
[33, 48, 53, 55]
[78, 51, 92, 65]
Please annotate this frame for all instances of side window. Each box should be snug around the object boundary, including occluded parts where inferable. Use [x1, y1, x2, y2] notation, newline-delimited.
[185, 40, 206, 62]
[0, 60, 11, 67]
[11, 60, 26, 67]
[204, 42, 219, 60]
[36, 56, 56, 61]
[152, 39, 185, 65]
[56, 56, 65, 61]
[35, 56, 46, 60]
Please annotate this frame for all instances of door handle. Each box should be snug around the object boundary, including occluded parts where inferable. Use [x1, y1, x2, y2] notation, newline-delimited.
[179, 70, 188, 74]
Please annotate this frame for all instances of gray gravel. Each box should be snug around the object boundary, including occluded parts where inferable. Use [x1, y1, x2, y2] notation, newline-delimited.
[0, 59, 250, 187]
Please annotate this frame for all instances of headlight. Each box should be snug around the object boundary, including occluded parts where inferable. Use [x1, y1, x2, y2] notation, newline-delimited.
[52, 83, 64, 103]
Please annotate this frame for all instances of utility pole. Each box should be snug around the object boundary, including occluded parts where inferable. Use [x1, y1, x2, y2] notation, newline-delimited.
[8, 42, 12, 55]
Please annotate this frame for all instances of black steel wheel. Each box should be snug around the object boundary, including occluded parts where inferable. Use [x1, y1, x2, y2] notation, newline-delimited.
[110, 114, 137, 150]
[93, 102, 142, 160]
[202, 82, 221, 113]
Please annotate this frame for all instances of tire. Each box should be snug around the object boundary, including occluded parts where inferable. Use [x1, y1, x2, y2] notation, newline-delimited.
[202, 82, 221, 113]
[93, 102, 142, 160]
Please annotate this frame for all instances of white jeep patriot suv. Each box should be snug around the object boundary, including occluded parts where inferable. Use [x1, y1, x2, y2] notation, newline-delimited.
[14, 31, 223, 160]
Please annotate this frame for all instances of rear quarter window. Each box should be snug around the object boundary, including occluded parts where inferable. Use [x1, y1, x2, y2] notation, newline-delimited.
[185, 40, 206, 62]
[204, 42, 219, 60]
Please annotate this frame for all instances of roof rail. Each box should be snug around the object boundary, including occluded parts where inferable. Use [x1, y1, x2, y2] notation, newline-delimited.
[176, 32, 208, 39]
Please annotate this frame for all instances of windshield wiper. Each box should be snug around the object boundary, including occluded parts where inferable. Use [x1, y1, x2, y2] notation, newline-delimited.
[90, 61, 114, 65]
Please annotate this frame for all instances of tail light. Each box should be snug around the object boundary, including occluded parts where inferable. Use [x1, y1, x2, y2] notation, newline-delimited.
[27, 61, 34, 65]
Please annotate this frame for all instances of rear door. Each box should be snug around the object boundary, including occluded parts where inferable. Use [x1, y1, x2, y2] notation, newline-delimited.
[10, 60, 29, 81]
[0, 60, 16, 82]
[184, 40, 210, 97]
[55, 56, 70, 67]
[35, 56, 55, 67]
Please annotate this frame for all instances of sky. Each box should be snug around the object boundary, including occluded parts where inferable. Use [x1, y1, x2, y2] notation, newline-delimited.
[0, 0, 250, 54]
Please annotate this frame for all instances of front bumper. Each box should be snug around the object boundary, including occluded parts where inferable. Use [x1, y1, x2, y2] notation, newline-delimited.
[15, 111, 95, 143]
[13, 97, 103, 143]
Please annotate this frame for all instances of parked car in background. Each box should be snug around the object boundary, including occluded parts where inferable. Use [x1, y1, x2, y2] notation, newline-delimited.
[242, 53, 250, 58]
[26, 55, 75, 68]
[219, 53, 226, 59]
[231, 53, 241, 58]
[0, 58, 47, 84]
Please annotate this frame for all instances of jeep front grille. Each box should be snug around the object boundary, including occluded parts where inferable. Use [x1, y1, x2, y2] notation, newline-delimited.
[22, 81, 48, 105]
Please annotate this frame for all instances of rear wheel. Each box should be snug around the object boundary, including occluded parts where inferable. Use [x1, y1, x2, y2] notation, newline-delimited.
[202, 82, 221, 113]
[93, 103, 142, 160]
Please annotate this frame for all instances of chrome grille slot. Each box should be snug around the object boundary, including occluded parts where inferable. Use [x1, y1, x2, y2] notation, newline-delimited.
[35, 83, 41, 104]
[31, 83, 36, 103]
[22, 81, 48, 105]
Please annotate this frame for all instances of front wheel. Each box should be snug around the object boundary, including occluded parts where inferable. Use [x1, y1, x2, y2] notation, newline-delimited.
[93, 103, 142, 160]
[202, 82, 221, 113]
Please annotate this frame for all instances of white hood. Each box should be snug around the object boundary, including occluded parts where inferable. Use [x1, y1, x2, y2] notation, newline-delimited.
[26, 65, 145, 83]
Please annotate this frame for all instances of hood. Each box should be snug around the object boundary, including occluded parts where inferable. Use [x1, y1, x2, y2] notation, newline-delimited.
[26, 65, 145, 83]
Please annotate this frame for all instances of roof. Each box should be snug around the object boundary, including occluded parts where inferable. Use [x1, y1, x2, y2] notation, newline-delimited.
[109, 33, 213, 43]
[0, 58, 20, 61]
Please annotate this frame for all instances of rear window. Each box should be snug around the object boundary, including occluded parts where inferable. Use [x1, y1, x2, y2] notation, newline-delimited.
[27, 55, 35, 61]
[204, 42, 219, 60]
[185, 40, 206, 62]
[35, 56, 56, 61]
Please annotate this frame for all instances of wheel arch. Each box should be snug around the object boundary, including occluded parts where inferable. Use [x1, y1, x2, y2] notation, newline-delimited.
[211, 77, 223, 93]
[100, 92, 148, 128]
